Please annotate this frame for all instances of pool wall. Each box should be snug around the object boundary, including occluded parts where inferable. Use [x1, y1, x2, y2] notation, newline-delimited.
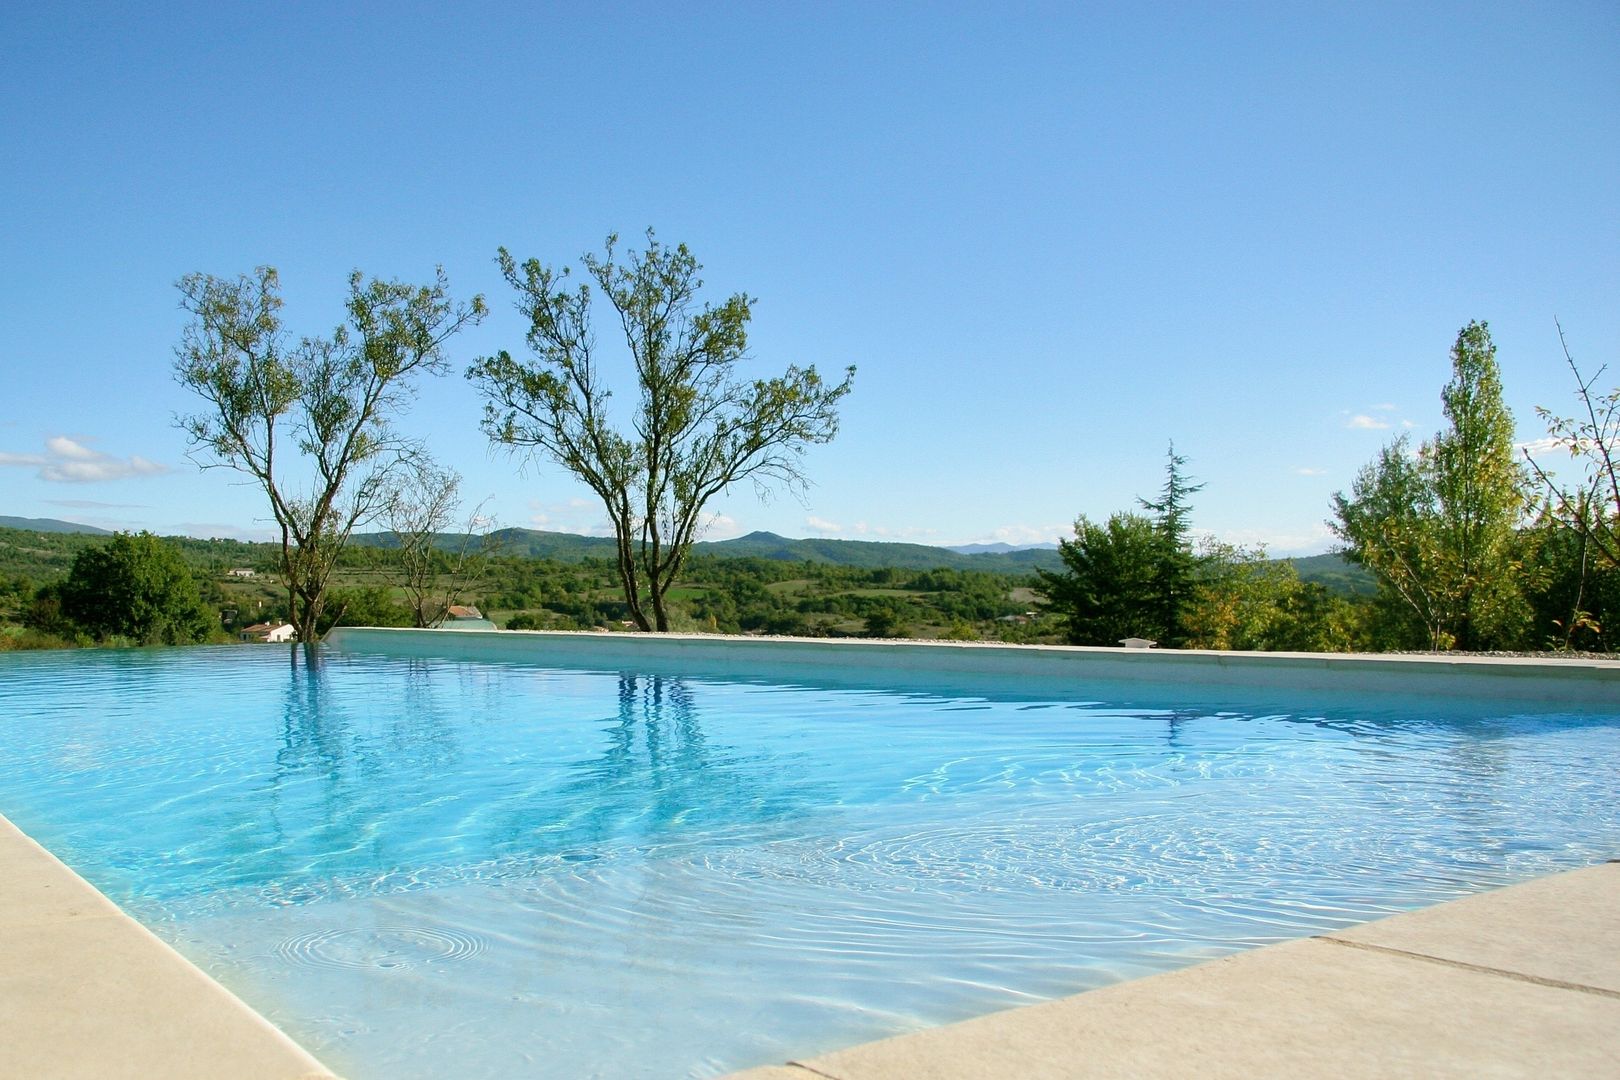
[324, 628, 1620, 710]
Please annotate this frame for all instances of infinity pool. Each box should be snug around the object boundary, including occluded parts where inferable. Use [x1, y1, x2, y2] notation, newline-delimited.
[1, 642, 1616, 1078]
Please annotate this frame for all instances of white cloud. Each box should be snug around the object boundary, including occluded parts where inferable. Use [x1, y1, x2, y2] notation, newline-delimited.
[1214, 524, 1336, 558]
[804, 515, 843, 535]
[1373, 403, 1398, 412]
[849, 521, 938, 541]
[1293, 467, 1327, 477]
[46, 436, 102, 462]
[177, 521, 280, 542]
[0, 436, 168, 483]
[983, 523, 1067, 546]
[527, 497, 614, 536]
[699, 513, 744, 540]
[1346, 414, 1390, 430]
[1518, 437, 1563, 458]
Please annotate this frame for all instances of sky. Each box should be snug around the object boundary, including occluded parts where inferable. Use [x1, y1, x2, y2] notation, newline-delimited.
[1, 2, 1616, 557]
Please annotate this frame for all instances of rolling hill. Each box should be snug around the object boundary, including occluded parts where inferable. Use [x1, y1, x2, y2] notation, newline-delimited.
[353, 528, 1069, 574]
[0, 516, 111, 535]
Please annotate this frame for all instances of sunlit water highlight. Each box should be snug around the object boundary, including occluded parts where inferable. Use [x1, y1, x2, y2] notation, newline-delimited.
[1, 645, 1616, 1078]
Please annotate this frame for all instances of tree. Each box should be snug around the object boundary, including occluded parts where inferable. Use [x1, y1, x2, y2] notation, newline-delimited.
[174, 266, 484, 642]
[383, 464, 502, 628]
[1185, 540, 1362, 652]
[1037, 448, 1205, 648]
[1331, 321, 1530, 650]
[1524, 320, 1620, 572]
[1330, 434, 1450, 648]
[1137, 443, 1205, 647]
[1036, 512, 1163, 645]
[468, 231, 855, 631]
[52, 532, 213, 645]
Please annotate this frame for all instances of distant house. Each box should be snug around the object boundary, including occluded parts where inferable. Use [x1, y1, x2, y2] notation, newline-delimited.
[437, 604, 495, 631]
[225, 568, 256, 579]
[240, 622, 296, 643]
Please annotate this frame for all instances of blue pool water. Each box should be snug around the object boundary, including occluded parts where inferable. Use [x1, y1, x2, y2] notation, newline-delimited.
[1, 643, 1617, 1078]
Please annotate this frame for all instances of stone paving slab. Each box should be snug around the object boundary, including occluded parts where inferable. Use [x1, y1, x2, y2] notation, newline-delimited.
[791, 936, 1620, 1079]
[725, 862, 1620, 1080]
[0, 815, 337, 1080]
[1326, 861, 1620, 993]
[0, 817, 124, 928]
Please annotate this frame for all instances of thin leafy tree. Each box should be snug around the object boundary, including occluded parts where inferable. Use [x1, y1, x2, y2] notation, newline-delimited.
[468, 231, 855, 631]
[175, 267, 485, 642]
[1525, 320, 1620, 571]
[1331, 321, 1530, 649]
[384, 463, 502, 627]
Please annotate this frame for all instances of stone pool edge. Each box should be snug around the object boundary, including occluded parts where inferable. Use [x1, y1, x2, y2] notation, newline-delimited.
[726, 860, 1620, 1080]
[325, 627, 1620, 706]
[0, 812, 337, 1080]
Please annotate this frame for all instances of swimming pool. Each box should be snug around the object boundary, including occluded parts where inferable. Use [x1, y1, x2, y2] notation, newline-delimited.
[1, 637, 1616, 1078]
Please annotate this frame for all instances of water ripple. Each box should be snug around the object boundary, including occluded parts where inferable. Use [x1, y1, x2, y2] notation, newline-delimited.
[274, 925, 487, 970]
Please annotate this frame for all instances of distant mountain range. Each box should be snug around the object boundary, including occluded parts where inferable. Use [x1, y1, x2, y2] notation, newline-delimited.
[355, 527, 1071, 573]
[2, 516, 1373, 593]
[944, 541, 1060, 555]
[0, 516, 112, 536]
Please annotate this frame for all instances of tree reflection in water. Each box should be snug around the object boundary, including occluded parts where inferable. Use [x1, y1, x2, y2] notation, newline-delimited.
[493, 672, 819, 860]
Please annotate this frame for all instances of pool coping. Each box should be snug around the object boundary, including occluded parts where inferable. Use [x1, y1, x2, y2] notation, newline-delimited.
[0, 812, 337, 1079]
[326, 626, 1620, 707]
[723, 860, 1620, 1080]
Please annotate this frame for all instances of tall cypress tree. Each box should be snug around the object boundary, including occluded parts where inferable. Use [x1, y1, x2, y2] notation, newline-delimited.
[1137, 444, 1205, 647]
[1430, 321, 1528, 648]
[1331, 321, 1530, 650]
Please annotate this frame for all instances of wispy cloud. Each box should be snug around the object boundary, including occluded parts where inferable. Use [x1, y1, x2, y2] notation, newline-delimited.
[177, 522, 279, 542]
[699, 513, 744, 540]
[1518, 437, 1563, 457]
[527, 497, 612, 535]
[46, 498, 150, 510]
[1215, 524, 1336, 558]
[1345, 414, 1390, 430]
[1293, 467, 1327, 476]
[977, 523, 1067, 546]
[804, 515, 843, 535]
[848, 521, 938, 541]
[0, 436, 168, 483]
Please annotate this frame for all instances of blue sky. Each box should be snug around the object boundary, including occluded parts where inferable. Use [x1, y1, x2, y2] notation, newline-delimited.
[2, 2, 1616, 556]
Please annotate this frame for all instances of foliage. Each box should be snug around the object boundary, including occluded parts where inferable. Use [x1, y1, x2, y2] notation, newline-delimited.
[1331, 322, 1531, 650]
[1037, 448, 1206, 648]
[1136, 444, 1205, 647]
[1524, 321, 1620, 572]
[1186, 540, 1362, 652]
[35, 532, 214, 645]
[468, 230, 855, 631]
[317, 585, 415, 635]
[3, 523, 1390, 652]
[1521, 511, 1619, 652]
[174, 265, 485, 643]
[1037, 512, 1164, 645]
